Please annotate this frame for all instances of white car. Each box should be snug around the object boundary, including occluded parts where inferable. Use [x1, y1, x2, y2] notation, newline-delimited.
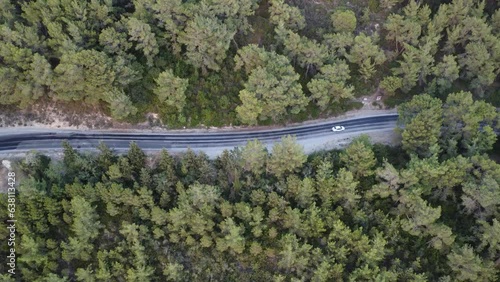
[332, 126, 345, 132]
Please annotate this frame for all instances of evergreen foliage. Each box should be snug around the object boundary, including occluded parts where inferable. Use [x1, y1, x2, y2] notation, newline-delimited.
[0, 0, 497, 125]
[1, 96, 499, 280]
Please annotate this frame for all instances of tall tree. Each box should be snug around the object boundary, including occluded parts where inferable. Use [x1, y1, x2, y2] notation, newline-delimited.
[166, 183, 220, 246]
[154, 69, 188, 113]
[120, 223, 155, 281]
[51, 50, 114, 103]
[241, 139, 268, 175]
[268, 0, 306, 31]
[332, 168, 360, 210]
[126, 17, 159, 67]
[277, 234, 313, 276]
[331, 10, 357, 33]
[380, 0, 403, 10]
[216, 217, 246, 254]
[151, 0, 188, 54]
[99, 26, 132, 55]
[458, 41, 499, 95]
[178, 15, 236, 74]
[477, 219, 500, 259]
[401, 109, 442, 158]
[430, 54, 460, 93]
[384, 14, 421, 52]
[447, 245, 497, 281]
[398, 94, 443, 157]
[0, 51, 51, 108]
[461, 176, 500, 219]
[61, 197, 101, 262]
[379, 76, 402, 95]
[340, 136, 377, 178]
[392, 43, 434, 92]
[235, 47, 309, 124]
[267, 135, 307, 178]
[347, 33, 386, 81]
[441, 91, 498, 156]
[307, 61, 354, 109]
[198, 0, 259, 34]
[275, 25, 329, 74]
[234, 44, 267, 75]
[106, 88, 138, 120]
[322, 32, 354, 58]
[127, 142, 146, 174]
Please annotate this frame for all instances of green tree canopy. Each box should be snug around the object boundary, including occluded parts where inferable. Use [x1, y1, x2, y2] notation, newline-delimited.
[347, 33, 386, 81]
[234, 46, 308, 124]
[179, 15, 236, 74]
[268, 0, 306, 31]
[331, 10, 357, 33]
[154, 69, 189, 113]
[267, 135, 307, 177]
[307, 60, 354, 109]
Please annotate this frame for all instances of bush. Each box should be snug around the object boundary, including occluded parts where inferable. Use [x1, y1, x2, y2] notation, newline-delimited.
[380, 76, 403, 96]
[331, 10, 357, 33]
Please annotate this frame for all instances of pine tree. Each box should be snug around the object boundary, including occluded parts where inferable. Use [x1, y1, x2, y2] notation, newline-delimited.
[106, 88, 137, 120]
[126, 17, 159, 67]
[458, 42, 498, 95]
[392, 43, 434, 92]
[275, 25, 329, 74]
[379, 76, 402, 95]
[477, 219, 500, 259]
[384, 14, 421, 52]
[398, 94, 443, 157]
[268, 0, 306, 31]
[127, 142, 146, 174]
[340, 136, 376, 178]
[322, 32, 354, 57]
[61, 197, 101, 262]
[267, 135, 307, 178]
[178, 15, 236, 74]
[241, 139, 268, 175]
[331, 10, 357, 33]
[99, 26, 132, 55]
[432, 55, 460, 93]
[347, 33, 386, 81]
[307, 61, 354, 109]
[235, 49, 309, 124]
[154, 69, 188, 112]
[447, 245, 497, 281]
[216, 217, 246, 254]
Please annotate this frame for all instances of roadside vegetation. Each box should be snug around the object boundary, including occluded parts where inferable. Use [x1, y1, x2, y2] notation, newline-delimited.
[0, 94, 499, 281]
[0, 0, 498, 127]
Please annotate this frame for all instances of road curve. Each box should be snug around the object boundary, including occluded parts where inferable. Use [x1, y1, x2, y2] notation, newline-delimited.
[0, 114, 398, 155]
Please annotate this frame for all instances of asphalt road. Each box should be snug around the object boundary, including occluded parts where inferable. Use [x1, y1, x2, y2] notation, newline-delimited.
[0, 114, 398, 155]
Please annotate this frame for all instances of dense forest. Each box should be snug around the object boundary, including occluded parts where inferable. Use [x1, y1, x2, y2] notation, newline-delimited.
[0, 0, 499, 126]
[0, 92, 499, 281]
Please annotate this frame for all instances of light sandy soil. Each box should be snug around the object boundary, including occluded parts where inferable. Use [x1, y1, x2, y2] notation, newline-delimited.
[0, 100, 160, 130]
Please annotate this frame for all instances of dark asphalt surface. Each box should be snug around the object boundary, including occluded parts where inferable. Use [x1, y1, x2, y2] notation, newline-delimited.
[0, 114, 398, 153]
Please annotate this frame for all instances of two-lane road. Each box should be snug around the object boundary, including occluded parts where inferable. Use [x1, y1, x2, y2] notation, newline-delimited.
[0, 114, 399, 156]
